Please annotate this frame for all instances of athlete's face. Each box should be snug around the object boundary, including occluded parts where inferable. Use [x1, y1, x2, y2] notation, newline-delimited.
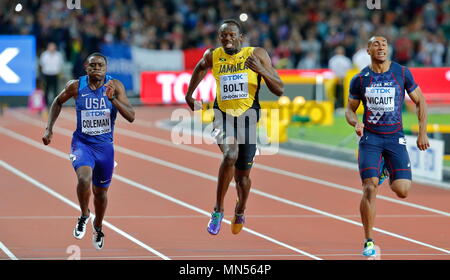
[218, 24, 243, 55]
[85, 56, 107, 81]
[367, 37, 388, 62]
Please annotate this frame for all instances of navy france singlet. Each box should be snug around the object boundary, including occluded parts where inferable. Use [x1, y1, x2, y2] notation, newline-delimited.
[349, 62, 418, 134]
[73, 75, 118, 144]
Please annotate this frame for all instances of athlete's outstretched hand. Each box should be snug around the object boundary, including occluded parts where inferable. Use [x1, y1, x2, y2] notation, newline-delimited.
[355, 122, 364, 137]
[417, 133, 430, 151]
[185, 95, 203, 111]
[42, 129, 53, 145]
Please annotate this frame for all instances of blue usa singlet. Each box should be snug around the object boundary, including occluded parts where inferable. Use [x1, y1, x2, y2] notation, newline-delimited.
[73, 75, 118, 144]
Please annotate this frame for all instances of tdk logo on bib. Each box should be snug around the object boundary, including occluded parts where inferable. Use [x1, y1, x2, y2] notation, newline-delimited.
[222, 74, 244, 81]
[366, 88, 394, 94]
[85, 111, 106, 117]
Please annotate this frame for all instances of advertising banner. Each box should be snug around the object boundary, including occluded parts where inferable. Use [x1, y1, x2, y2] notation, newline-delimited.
[0, 35, 35, 96]
[406, 135, 444, 181]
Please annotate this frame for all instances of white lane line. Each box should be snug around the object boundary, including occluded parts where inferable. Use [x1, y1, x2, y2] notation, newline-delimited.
[52, 111, 450, 217]
[154, 114, 450, 190]
[2, 126, 450, 255]
[0, 128, 321, 260]
[115, 175, 321, 260]
[0, 241, 18, 260]
[0, 160, 170, 260]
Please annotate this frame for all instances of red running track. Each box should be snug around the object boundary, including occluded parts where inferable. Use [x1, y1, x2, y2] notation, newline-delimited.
[0, 106, 449, 260]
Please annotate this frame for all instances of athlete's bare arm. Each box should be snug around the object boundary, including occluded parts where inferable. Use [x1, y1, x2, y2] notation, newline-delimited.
[246, 47, 284, 96]
[185, 48, 213, 111]
[345, 98, 365, 137]
[408, 86, 430, 151]
[42, 80, 78, 145]
[104, 79, 135, 123]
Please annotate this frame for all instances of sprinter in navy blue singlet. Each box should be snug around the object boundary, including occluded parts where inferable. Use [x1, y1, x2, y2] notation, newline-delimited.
[43, 53, 135, 250]
[345, 36, 429, 257]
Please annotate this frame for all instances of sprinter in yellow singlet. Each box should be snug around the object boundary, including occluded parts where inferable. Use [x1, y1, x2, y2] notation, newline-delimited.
[185, 19, 283, 235]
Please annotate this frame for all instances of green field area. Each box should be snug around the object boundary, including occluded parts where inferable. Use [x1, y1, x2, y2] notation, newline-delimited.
[288, 112, 450, 167]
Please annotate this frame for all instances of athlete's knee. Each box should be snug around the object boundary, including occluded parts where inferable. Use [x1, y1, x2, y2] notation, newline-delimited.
[77, 174, 91, 188]
[223, 150, 238, 166]
[391, 181, 410, 199]
[236, 175, 251, 188]
[93, 186, 108, 199]
[362, 179, 378, 199]
[396, 190, 408, 199]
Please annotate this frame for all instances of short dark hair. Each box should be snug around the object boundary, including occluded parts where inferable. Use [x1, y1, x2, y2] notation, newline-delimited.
[220, 19, 243, 33]
[368, 36, 388, 46]
[85, 52, 108, 64]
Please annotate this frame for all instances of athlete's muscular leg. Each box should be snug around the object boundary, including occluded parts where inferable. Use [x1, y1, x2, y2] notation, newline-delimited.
[92, 185, 108, 229]
[76, 166, 92, 217]
[234, 168, 251, 214]
[360, 177, 378, 240]
[390, 179, 411, 199]
[215, 140, 238, 212]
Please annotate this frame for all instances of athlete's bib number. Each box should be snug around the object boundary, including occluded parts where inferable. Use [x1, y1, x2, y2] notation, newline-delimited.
[81, 109, 111, 136]
[220, 73, 249, 101]
[365, 87, 395, 112]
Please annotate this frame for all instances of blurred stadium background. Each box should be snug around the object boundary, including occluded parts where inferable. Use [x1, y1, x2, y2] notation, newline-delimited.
[0, 0, 449, 181]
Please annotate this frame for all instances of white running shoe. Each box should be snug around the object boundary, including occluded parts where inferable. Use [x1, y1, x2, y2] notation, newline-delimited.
[73, 213, 90, 240]
[92, 219, 105, 250]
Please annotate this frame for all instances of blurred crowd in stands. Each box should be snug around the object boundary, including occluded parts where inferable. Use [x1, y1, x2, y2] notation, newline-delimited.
[1, 0, 449, 72]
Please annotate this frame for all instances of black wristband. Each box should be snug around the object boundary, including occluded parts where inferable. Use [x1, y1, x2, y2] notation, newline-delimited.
[108, 96, 116, 101]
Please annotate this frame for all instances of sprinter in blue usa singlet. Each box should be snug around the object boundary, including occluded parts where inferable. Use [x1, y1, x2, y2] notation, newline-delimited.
[70, 74, 118, 188]
[42, 53, 135, 250]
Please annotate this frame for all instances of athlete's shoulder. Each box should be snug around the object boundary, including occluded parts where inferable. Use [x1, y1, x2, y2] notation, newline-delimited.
[251, 47, 267, 55]
[66, 79, 79, 91]
[251, 47, 272, 62]
[389, 61, 404, 71]
[351, 66, 370, 80]
[207, 47, 217, 56]
[109, 78, 125, 90]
